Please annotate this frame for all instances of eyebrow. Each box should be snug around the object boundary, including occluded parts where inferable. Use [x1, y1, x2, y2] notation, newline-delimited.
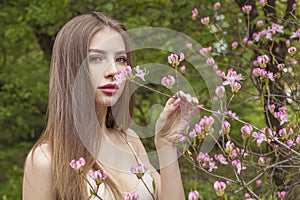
[88, 49, 127, 55]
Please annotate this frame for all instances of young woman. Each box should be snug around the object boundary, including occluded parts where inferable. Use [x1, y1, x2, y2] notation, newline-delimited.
[22, 12, 199, 200]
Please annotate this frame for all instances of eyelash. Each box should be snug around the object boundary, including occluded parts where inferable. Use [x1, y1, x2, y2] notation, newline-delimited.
[116, 56, 128, 64]
[88, 56, 127, 64]
[88, 56, 103, 63]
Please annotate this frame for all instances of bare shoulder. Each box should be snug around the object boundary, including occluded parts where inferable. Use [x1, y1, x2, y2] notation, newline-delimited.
[23, 143, 53, 200]
[25, 143, 51, 169]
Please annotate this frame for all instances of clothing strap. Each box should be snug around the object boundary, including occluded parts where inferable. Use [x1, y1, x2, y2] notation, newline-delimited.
[120, 133, 143, 165]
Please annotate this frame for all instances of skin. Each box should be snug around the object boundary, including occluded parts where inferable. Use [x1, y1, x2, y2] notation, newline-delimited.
[23, 28, 200, 200]
[88, 28, 127, 106]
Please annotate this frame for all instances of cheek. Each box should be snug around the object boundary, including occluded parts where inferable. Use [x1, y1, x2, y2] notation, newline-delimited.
[89, 68, 106, 87]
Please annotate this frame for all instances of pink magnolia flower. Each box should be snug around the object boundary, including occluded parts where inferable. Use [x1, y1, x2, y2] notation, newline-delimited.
[268, 23, 284, 34]
[286, 39, 291, 47]
[180, 65, 186, 72]
[114, 66, 134, 84]
[226, 110, 238, 120]
[161, 75, 175, 89]
[216, 70, 222, 77]
[199, 116, 215, 133]
[257, 55, 270, 68]
[295, 134, 300, 145]
[225, 141, 235, 154]
[206, 57, 215, 65]
[215, 86, 225, 99]
[188, 190, 199, 200]
[69, 157, 86, 173]
[288, 47, 297, 56]
[200, 16, 210, 25]
[179, 52, 185, 62]
[286, 139, 294, 147]
[197, 152, 217, 172]
[232, 159, 246, 174]
[265, 31, 273, 41]
[134, 65, 146, 81]
[258, 157, 266, 167]
[252, 131, 268, 147]
[241, 124, 253, 139]
[291, 60, 298, 66]
[124, 193, 139, 200]
[275, 72, 281, 79]
[229, 148, 239, 159]
[230, 81, 241, 93]
[245, 193, 255, 200]
[267, 104, 275, 114]
[189, 129, 197, 138]
[257, 20, 264, 27]
[222, 68, 243, 86]
[242, 5, 252, 14]
[177, 133, 187, 143]
[262, 127, 277, 140]
[88, 169, 108, 185]
[214, 2, 221, 10]
[214, 154, 228, 165]
[191, 8, 198, 20]
[247, 40, 253, 46]
[187, 43, 193, 49]
[277, 63, 285, 71]
[199, 46, 212, 55]
[220, 120, 230, 135]
[252, 68, 265, 77]
[259, 0, 267, 6]
[291, 29, 300, 39]
[130, 163, 148, 179]
[253, 30, 267, 42]
[231, 41, 238, 50]
[292, 3, 297, 10]
[168, 53, 179, 67]
[256, 179, 262, 186]
[194, 123, 205, 139]
[274, 106, 288, 125]
[277, 191, 286, 199]
[267, 71, 275, 82]
[214, 181, 226, 197]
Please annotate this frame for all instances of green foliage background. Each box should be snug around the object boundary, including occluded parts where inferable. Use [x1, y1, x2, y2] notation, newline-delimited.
[0, 0, 281, 199]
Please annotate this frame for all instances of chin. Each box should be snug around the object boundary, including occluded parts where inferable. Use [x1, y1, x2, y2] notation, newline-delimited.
[95, 93, 122, 107]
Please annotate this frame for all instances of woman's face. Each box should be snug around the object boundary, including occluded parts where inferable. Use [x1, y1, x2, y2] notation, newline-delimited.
[88, 28, 127, 107]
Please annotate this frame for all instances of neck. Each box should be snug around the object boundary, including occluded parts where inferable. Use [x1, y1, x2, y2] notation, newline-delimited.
[96, 104, 108, 129]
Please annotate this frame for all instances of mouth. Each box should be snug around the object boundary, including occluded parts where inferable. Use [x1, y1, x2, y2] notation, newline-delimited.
[98, 84, 119, 95]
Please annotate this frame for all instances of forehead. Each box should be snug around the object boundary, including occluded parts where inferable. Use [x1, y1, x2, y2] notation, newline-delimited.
[89, 28, 126, 51]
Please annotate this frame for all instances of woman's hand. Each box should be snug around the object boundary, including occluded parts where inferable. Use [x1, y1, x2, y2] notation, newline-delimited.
[154, 91, 201, 149]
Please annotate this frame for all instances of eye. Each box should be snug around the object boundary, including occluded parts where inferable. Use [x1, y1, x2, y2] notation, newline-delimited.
[88, 55, 103, 63]
[116, 56, 128, 64]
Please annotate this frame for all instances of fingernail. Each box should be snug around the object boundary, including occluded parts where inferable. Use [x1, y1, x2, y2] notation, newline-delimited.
[173, 98, 181, 106]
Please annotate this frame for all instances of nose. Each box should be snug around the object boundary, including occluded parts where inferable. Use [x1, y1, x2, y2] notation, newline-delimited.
[104, 61, 120, 79]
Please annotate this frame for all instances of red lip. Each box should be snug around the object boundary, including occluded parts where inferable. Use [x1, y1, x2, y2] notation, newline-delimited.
[98, 84, 119, 95]
[99, 84, 119, 89]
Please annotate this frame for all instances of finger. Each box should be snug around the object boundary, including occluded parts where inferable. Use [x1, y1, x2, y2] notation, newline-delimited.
[191, 97, 199, 105]
[189, 106, 201, 118]
[173, 98, 181, 106]
[164, 96, 181, 116]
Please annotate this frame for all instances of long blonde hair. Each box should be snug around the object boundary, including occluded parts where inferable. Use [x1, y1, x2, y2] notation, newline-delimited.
[32, 12, 134, 199]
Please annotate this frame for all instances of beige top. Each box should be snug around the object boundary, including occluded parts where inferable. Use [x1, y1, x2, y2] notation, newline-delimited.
[87, 171, 154, 200]
[88, 134, 155, 199]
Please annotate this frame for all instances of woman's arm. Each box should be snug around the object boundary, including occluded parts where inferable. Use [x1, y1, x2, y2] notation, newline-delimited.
[154, 91, 200, 200]
[23, 144, 53, 200]
[155, 145, 184, 200]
